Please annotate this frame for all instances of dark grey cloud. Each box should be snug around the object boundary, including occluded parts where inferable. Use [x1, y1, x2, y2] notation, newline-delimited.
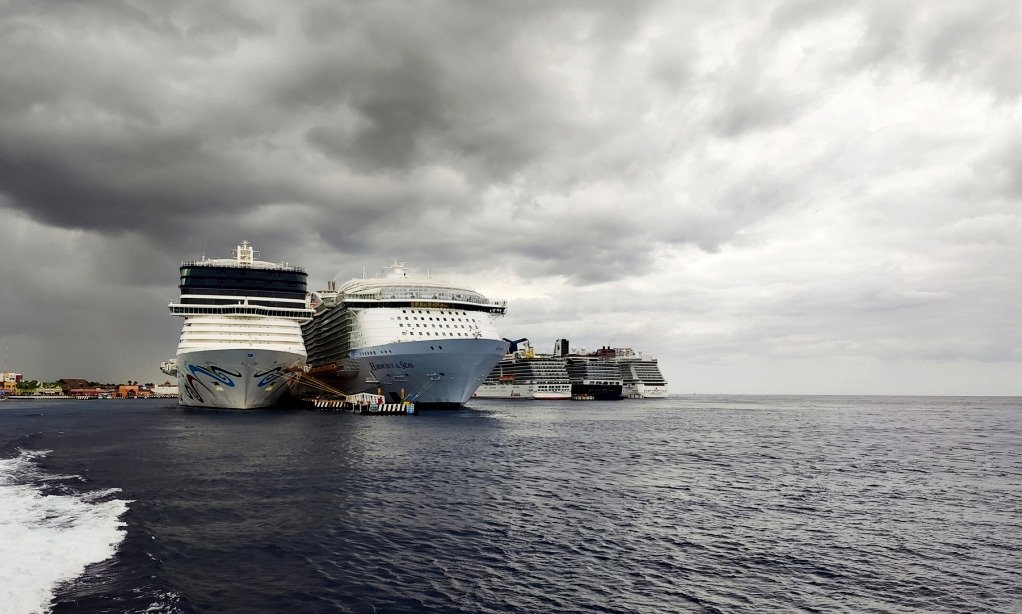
[0, 1, 1019, 391]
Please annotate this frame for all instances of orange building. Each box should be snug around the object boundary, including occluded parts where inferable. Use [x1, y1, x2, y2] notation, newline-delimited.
[117, 385, 140, 398]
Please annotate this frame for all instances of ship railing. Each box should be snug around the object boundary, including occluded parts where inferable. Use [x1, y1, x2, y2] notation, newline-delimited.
[342, 295, 508, 309]
[168, 303, 315, 320]
[180, 260, 306, 273]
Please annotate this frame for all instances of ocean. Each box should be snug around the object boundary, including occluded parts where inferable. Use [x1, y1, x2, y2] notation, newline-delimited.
[1, 396, 1019, 613]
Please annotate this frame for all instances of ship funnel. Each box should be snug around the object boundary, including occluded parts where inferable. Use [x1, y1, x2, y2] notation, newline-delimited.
[503, 338, 528, 354]
[554, 338, 570, 356]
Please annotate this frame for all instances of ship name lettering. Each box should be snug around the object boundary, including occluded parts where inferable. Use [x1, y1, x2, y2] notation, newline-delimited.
[368, 361, 415, 370]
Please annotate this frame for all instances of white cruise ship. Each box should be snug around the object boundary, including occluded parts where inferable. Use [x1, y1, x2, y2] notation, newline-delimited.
[475, 340, 572, 400]
[614, 348, 669, 398]
[302, 261, 509, 408]
[168, 241, 314, 409]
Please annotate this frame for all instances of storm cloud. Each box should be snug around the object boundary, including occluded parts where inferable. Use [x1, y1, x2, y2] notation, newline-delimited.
[1, 0, 1019, 393]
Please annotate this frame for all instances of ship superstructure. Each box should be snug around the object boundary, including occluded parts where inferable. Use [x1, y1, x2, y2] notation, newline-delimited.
[552, 339, 622, 400]
[302, 261, 508, 408]
[169, 241, 313, 409]
[565, 356, 624, 400]
[475, 340, 572, 400]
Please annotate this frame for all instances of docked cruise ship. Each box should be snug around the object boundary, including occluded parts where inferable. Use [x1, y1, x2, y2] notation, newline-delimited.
[477, 339, 668, 400]
[168, 241, 314, 409]
[615, 348, 668, 398]
[566, 358, 623, 399]
[475, 340, 572, 400]
[301, 261, 509, 408]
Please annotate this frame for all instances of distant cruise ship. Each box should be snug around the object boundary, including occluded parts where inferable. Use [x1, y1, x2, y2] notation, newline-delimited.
[301, 261, 508, 408]
[566, 357, 624, 399]
[475, 340, 572, 400]
[615, 348, 668, 398]
[477, 339, 668, 400]
[168, 241, 314, 409]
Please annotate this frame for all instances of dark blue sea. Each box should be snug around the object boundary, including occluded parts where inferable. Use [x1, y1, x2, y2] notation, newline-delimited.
[1, 396, 1020, 613]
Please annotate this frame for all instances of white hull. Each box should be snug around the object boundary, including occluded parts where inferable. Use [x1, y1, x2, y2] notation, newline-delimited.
[177, 348, 305, 409]
[475, 382, 572, 400]
[350, 338, 508, 407]
[623, 383, 668, 399]
[474, 383, 532, 400]
[533, 390, 573, 400]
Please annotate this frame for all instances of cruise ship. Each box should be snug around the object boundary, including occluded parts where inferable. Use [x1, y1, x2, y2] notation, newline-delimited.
[475, 339, 572, 400]
[566, 358, 624, 399]
[168, 241, 314, 409]
[301, 261, 509, 408]
[614, 348, 669, 398]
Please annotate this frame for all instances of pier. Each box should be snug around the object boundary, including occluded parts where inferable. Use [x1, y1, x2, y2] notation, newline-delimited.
[296, 372, 417, 415]
[308, 393, 417, 415]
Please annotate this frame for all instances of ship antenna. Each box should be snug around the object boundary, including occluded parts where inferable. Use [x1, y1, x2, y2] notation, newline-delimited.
[362, 264, 366, 279]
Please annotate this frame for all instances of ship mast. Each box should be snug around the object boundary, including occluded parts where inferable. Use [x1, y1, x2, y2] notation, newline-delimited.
[232, 240, 258, 265]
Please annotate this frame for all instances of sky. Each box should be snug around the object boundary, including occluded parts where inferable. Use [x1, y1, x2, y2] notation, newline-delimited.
[0, 1, 1020, 394]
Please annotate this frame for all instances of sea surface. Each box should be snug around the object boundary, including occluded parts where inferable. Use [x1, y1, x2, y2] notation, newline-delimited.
[1, 395, 1020, 613]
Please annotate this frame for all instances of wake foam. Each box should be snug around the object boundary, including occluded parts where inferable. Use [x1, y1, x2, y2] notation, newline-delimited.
[0, 449, 130, 614]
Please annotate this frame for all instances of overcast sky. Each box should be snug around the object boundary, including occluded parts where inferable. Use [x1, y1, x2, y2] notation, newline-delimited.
[1, 1, 1019, 394]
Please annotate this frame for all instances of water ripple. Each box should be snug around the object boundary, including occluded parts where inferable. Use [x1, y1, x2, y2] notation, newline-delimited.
[1, 395, 1020, 612]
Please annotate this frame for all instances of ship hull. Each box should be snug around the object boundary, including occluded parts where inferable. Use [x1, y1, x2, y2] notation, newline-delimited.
[177, 348, 305, 409]
[623, 384, 668, 398]
[474, 383, 532, 400]
[571, 383, 623, 400]
[532, 390, 572, 400]
[350, 338, 509, 408]
[475, 382, 572, 400]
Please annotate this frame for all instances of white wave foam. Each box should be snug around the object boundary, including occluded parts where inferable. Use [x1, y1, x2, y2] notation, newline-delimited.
[0, 449, 130, 614]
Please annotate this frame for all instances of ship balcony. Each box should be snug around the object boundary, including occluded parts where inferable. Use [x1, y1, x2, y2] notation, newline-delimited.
[180, 259, 306, 273]
[169, 303, 314, 321]
[342, 293, 506, 310]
